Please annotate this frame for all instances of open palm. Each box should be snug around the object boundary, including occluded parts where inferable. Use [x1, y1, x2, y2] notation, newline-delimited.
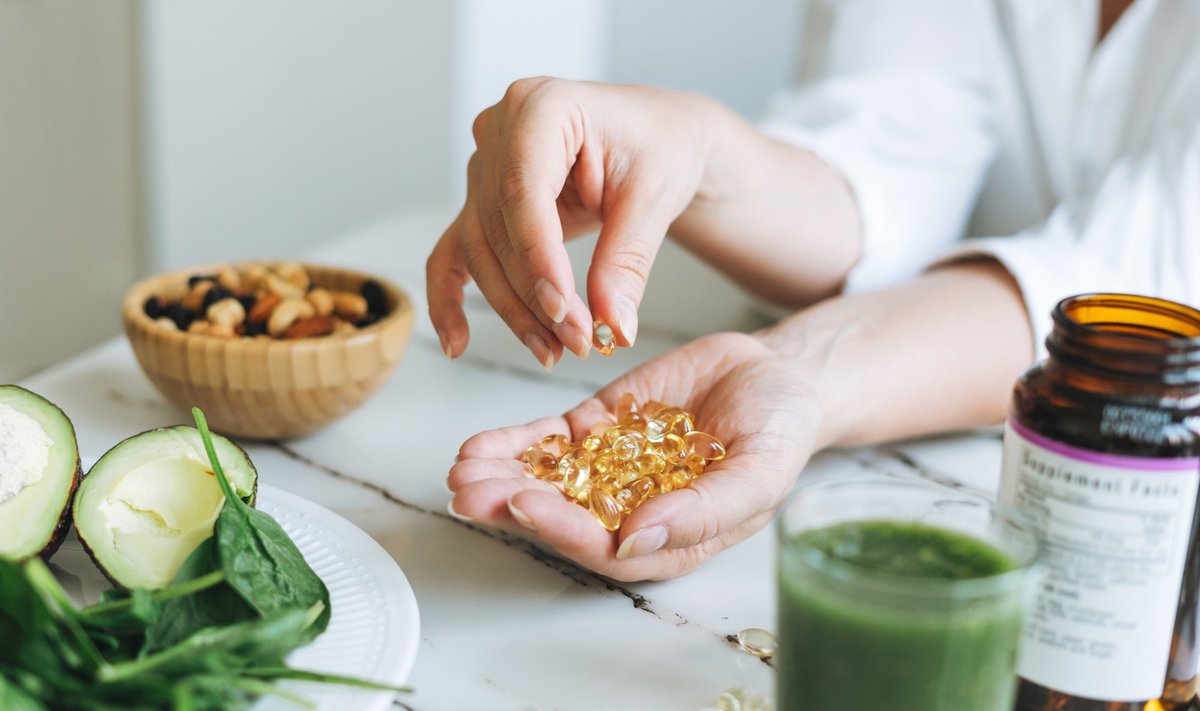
[447, 332, 821, 581]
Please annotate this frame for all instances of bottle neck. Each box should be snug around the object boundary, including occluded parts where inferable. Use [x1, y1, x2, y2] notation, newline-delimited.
[1045, 294, 1200, 388]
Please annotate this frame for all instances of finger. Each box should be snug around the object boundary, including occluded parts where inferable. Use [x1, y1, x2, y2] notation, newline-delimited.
[587, 191, 675, 347]
[451, 477, 560, 526]
[459, 206, 564, 370]
[615, 450, 785, 558]
[492, 107, 592, 351]
[447, 457, 530, 491]
[505, 489, 617, 560]
[457, 416, 573, 460]
[425, 218, 472, 358]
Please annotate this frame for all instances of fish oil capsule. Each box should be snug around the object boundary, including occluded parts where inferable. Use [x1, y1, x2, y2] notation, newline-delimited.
[667, 412, 694, 436]
[682, 453, 707, 477]
[660, 433, 687, 461]
[588, 487, 623, 532]
[619, 409, 646, 428]
[613, 461, 641, 487]
[618, 476, 656, 511]
[581, 435, 603, 452]
[635, 452, 666, 477]
[685, 430, 726, 461]
[540, 433, 570, 457]
[639, 400, 667, 418]
[667, 465, 694, 490]
[649, 471, 674, 495]
[591, 452, 615, 478]
[524, 447, 559, 480]
[616, 392, 637, 414]
[611, 432, 644, 461]
[644, 417, 668, 443]
[602, 425, 638, 446]
[593, 320, 616, 356]
[735, 628, 778, 658]
[558, 448, 592, 501]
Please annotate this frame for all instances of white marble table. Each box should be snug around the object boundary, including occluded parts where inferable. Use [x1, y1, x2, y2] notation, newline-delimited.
[20, 205, 1007, 710]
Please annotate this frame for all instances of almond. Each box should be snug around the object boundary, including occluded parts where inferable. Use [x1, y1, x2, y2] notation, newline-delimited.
[284, 315, 337, 339]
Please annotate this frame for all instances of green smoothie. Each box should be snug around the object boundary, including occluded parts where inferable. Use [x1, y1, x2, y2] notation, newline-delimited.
[777, 520, 1025, 711]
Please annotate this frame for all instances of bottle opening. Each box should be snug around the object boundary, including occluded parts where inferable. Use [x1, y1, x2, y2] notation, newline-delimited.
[1049, 293, 1200, 382]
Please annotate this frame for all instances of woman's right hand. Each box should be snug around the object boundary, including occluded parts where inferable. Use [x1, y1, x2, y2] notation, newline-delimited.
[425, 78, 720, 368]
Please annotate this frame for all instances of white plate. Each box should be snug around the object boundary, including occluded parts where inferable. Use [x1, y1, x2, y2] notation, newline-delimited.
[52, 474, 420, 711]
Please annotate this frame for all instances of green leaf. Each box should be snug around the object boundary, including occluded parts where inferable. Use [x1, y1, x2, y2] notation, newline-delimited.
[192, 408, 331, 640]
[0, 673, 48, 711]
[243, 666, 412, 694]
[143, 539, 256, 654]
[102, 605, 321, 683]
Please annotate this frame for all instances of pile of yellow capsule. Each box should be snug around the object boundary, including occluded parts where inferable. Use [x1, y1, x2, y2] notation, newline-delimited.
[521, 393, 726, 532]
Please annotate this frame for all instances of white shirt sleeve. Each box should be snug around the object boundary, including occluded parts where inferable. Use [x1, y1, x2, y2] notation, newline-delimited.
[760, 0, 999, 293]
[937, 122, 1200, 357]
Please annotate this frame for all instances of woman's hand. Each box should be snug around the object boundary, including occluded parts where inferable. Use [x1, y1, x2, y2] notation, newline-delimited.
[445, 332, 821, 581]
[426, 78, 717, 368]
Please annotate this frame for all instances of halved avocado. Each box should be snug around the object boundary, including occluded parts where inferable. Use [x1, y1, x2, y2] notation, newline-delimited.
[0, 385, 81, 561]
[73, 426, 257, 590]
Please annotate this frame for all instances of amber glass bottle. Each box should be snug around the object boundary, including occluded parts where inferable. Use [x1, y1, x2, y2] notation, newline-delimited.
[1003, 294, 1200, 711]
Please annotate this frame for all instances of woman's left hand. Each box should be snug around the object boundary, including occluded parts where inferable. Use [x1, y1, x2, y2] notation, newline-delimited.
[445, 332, 820, 581]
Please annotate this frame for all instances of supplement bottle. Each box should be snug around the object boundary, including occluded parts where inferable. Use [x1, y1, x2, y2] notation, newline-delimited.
[1003, 294, 1200, 711]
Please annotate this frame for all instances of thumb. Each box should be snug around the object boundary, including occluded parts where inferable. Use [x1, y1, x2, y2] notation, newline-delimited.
[587, 193, 675, 348]
[614, 453, 784, 560]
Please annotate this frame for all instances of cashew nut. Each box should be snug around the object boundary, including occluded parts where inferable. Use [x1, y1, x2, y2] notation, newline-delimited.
[267, 298, 316, 337]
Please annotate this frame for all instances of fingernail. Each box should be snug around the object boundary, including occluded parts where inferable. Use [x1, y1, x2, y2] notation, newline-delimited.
[552, 321, 590, 360]
[443, 476, 455, 494]
[436, 330, 453, 360]
[446, 499, 474, 522]
[534, 278, 568, 323]
[508, 497, 536, 531]
[524, 333, 554, 372]
[616, 524, 668, 559]
[614, 295, 638, 346]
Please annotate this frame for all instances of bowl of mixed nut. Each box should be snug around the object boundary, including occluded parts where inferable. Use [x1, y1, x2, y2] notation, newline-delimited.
[122, 261, 413, 439]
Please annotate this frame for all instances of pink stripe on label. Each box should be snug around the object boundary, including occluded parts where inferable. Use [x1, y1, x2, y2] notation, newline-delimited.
[1009, 418, 1200, 471]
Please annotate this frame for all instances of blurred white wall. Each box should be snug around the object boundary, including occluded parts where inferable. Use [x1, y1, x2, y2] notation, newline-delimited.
[609, 0, 803, 118]
[140, 0, 458, 270]
[0, 1, 141, 383]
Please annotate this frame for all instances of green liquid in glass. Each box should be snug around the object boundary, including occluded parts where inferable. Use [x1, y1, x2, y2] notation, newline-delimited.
[777, 520, 1024, 711]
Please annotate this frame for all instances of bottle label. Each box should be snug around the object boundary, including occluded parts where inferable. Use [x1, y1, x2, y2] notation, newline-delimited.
[1002, 419, 1199, 701]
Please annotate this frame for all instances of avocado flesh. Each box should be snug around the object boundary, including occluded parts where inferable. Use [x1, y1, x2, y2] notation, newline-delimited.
[0, 386, 80, 561]
[74, 426, 257, 590]
[99, 457, 226, 590]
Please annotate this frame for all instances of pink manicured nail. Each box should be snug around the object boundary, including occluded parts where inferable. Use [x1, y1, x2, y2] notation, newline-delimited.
[552, 321, 590, 359]
[446, 500, 474, 522]
[436, 330, 453, 360]
[616, 525, 668, 559]
[534, 278, 568, 323]
[508, 498, 536, 531]
[524, 333, 554, 372]
[614, 295, 638, 346]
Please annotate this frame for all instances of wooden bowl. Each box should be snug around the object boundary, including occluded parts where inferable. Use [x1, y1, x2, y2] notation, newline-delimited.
[123, 262, 413, 440]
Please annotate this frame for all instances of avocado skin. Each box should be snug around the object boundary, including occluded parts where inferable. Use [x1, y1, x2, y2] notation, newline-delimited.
[0, 384, 81, 563]
[36, 453, 80, 561]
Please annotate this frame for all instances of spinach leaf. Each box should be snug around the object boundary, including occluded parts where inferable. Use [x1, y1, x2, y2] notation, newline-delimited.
[193, 408, 331, 640]
[0, 673, 48, 711]
[142, 539, 255, 653]
[102, 604, 322, 683]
